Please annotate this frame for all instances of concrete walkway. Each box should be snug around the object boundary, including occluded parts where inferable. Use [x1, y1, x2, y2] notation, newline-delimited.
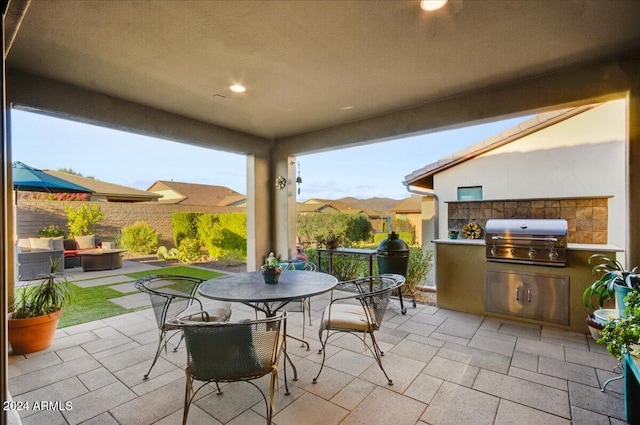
[8, 265, 628, 424]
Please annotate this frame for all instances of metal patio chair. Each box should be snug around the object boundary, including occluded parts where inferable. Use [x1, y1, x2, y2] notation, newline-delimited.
[280, 261, 318, 342]
[134, 275, 232, 380]
[312, 274, 405, 385]
[167, 312, 288, 425]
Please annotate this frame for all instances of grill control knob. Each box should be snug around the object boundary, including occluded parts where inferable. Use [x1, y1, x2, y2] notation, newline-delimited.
[549, 249, 558, 260]
[490, 246, 497, 256]
[528, 248, 537, 259]
[509, 248, 516, 256]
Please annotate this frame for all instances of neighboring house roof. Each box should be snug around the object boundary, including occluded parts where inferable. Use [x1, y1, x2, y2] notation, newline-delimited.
[403, 105, 598, 189]
[147, 180, 245, 206]
[303, 198, 364, 214]
[297, 202, 341, 214]
[44, 170, 162, 202]
[391, 196, 422, 214]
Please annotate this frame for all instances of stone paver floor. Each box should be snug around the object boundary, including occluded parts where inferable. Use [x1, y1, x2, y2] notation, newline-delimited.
[8, 265, 628, 424]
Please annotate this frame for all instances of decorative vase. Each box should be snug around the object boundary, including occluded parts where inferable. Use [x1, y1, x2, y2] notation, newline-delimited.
[448, 231, 459, 240]
[262, 269, 280, 284]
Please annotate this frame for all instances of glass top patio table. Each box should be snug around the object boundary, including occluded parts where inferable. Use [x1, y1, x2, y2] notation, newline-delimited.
[198, 270, 338, 317]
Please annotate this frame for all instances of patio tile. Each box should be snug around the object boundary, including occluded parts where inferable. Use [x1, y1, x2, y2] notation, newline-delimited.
[439, 342, 511, 373]
[12, 377, 88, 418]
[468, 331, 516, 357]
[541, 327, 589, 351]
[109, 292, 151, 309]
[510, 351, 538, 372]
[62, 381, 134, 424]
[435, 317, 481, 339]
[20, 410, 66, 425]
[329, 377, 376, 410]
[341, 386, 426, 425]
[567, 381, 625, 421]
[595, 368, 624, 394]
[108, 281, 138, 293]
[499, 322, 541, 340]
[98, 342, 157, 373]
[77, 367, 118, 391]
[537, 356, 599, 387]
[508, 366, 567, 391]
[274, 392, 348, 425]
[564, 346, 619, 371]
[194, 380, 267, 423]
[358, 351, 425, 392]
[73, 275, 133, 288]
[61, 320, 109, 335]
[403, 372, 443, 404]
[405, 332, 446, 348]
[8, 352, 61, 377]
[473, 369, 570, 418]
[55, 345, 89, 362]
[323, 348, 376, 377]
[92, 341, 142, 360]
[396, 320, 437, 337]
[570, 406, 611, 425]
[494, 399, 570, 425]
[81, 333, 135, 355]
[514, 337, 565, 361]
[389, 337, 439, 363]
[421, 381, 499, 425]
[44, 330, 101, 352]
[9, 355, 101, 395]
[129, 368, 185, 396]
[226, 409, 267, 425]
[108, 378, 184, 425]
[423, 356, 479, 387]
[434, 309, 485, 323]
[429, 332, 470, 346]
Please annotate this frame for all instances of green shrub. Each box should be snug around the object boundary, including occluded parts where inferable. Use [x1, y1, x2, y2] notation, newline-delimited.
[177, 237, 203, 264]
[172, 213, 202, 246]
[406, 246, 434, 291]
[156, 246, 179, 260]
[39, 225, 65, 237]
[66, 204, 104, 237]
[197, 213, 247, 259]
[121, 221, 159, 254]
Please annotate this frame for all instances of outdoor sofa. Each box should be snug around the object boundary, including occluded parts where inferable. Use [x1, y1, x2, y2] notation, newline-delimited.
[17, 235, 101, 274]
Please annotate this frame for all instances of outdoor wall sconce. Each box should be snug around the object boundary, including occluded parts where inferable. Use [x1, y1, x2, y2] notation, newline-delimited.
[275, 176, 287, 190]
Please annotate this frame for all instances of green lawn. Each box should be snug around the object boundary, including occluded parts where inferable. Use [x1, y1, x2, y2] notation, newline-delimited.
[58, 266, 224, 328]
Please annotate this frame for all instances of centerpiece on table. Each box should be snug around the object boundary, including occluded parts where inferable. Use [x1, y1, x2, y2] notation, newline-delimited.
[260, 252, 282, 284]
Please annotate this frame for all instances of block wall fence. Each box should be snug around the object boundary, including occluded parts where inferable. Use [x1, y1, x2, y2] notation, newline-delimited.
[17, 200, 243, 247]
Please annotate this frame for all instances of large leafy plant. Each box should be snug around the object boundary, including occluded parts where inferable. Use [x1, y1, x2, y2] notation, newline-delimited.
[11, 257, 73, 319]
[583, 254, 640, 310]
[65, 203, 104, 237]
[599, 290, 640, 359]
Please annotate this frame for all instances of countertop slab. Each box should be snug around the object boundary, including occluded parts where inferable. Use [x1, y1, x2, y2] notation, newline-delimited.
[433, 238, 622, 252]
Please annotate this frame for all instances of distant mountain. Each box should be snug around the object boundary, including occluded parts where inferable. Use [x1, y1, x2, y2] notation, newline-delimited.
[337, 196, 405, 212]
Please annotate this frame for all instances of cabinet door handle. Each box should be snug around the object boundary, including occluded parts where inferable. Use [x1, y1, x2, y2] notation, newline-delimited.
[515, 287, 520, 301]
[527, 288, 532, 302]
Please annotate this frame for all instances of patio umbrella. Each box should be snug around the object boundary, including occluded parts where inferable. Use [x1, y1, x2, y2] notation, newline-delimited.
[12, 161, 94, 194]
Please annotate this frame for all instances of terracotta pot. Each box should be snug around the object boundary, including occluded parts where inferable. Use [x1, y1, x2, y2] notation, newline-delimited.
[8, 310, 62, 354]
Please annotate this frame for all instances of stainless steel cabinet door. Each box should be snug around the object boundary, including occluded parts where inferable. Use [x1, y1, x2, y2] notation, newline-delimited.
[522, 274, 568, 325]
[485, 270, 523, 315]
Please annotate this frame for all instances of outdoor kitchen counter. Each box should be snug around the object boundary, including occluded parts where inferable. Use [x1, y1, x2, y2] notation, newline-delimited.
[433, 239, 623, 332]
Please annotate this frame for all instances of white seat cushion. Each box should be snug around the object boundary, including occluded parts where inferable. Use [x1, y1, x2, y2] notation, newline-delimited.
[178, 300, 232, 322]
[321, 304, 374, 331]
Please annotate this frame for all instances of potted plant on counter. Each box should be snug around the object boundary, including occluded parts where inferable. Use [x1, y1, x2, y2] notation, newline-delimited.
[583, 254, 640, 317]
[8, 257, 73, 354]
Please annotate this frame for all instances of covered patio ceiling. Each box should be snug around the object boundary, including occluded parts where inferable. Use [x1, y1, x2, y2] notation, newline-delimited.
[4, 0, 640, 155]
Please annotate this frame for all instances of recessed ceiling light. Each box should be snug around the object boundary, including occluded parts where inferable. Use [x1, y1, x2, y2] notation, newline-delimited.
[229, 84, 246, 93]
[420, 0, 448, 11]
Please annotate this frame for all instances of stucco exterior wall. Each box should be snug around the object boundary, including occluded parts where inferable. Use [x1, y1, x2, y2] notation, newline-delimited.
[432, 100, 626, 258]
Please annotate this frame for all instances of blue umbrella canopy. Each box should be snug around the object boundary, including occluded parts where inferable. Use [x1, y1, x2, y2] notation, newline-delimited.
[12, 161, 94, 194]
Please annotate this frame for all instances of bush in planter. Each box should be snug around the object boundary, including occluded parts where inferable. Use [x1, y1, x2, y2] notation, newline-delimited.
[598, 291, 640, 360]
[65, 203, 104, 237]
[121, 221, 159, 254]
[582, 254, 640, 312]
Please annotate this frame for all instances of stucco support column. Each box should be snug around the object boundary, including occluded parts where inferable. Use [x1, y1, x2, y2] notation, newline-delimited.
[246, 154, 270, 271]
[272, 154, 297, 261]
[626, 62, 640, 266]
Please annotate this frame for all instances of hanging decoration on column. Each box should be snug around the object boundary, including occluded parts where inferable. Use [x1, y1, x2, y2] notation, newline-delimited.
[296, 162, 303, 195]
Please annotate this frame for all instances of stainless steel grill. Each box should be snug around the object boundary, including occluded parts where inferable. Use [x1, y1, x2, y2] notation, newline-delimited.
[484, 219, 568, 267]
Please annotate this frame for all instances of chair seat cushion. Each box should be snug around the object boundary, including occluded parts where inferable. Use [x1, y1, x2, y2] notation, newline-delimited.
[321, 303, 374, 331]
[178, 301, 232, 322]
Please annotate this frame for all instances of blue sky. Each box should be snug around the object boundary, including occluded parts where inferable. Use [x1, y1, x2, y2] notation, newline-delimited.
[11, 109, 531, 201]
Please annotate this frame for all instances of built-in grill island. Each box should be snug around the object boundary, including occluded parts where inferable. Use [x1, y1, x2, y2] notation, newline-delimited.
[485, 219, 568, 267]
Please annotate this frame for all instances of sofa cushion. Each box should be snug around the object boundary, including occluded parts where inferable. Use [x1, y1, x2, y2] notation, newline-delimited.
[17, 238, 31, 252]
[75, 234, 96, 249]
[29, 237, 53, 251]
[52, 236, 65, 251]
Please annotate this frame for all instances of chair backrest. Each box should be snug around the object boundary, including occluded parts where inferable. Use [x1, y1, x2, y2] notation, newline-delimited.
[134, 275, 204, 329]
[339, 274, 405, 330]
[171, 313, 286, 382]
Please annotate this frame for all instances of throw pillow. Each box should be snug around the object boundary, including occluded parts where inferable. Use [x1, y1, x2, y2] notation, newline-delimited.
[29, 237, 53, 251]
[75, 234, 96, 249]
[184, 323, 264, 381]
[51, 236, 64, 251]
[17, 239, 31, 252]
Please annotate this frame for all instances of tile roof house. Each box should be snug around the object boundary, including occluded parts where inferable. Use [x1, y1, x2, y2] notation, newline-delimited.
[391, 196, 423, 244]
[44, 170, 162, 203]
[147, 180, 246, 207]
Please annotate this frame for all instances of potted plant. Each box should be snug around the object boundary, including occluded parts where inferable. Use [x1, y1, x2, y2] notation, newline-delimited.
[260, 252, 282, 284]
[8, 257, 73, 354]
[582, 253, 640, 317]
[598, 290, 640, 360]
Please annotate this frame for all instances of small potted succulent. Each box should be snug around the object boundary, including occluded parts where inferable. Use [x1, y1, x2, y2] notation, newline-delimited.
[260, 252, 282, 284]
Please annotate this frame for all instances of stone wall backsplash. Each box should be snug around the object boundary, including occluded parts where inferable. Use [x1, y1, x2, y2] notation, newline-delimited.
[447, 197, 609, 244]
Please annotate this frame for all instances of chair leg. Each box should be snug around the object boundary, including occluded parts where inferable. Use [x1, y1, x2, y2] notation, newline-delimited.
[182, 369, 193, 425]
[367, 331, 393, 385]
[312, 329, 330, 384]
[144, 329, 168, 380]
[173, 331, 185, 352]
